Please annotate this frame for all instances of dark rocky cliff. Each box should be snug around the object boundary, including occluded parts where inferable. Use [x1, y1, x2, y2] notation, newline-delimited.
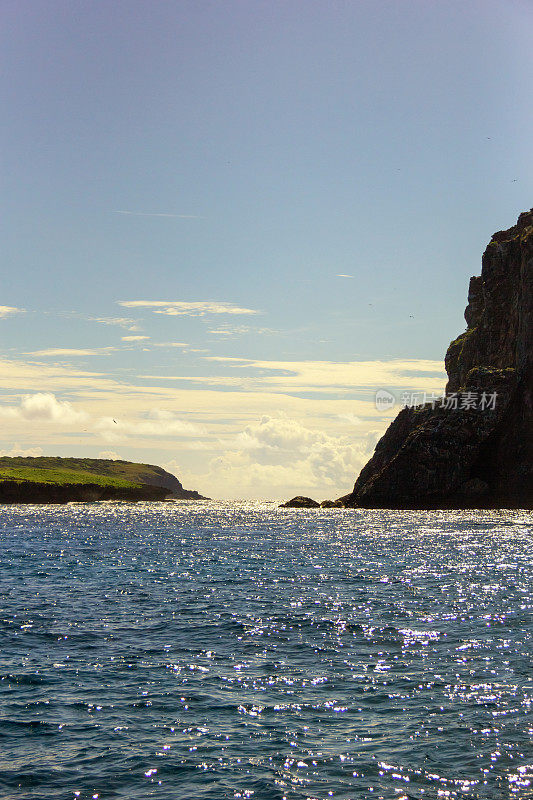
[343, 209, 533, 509]
[0, 481, 169, 504]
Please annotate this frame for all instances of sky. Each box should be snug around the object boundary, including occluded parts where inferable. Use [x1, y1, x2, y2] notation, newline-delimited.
[1, 0, 532, 499]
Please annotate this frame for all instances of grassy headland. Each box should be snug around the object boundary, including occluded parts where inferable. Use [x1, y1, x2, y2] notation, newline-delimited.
[0, 465, 140, 488]
[0, 456, 206, 504]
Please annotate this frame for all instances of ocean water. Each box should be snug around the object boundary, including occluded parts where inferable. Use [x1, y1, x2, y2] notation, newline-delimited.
[0, 502, 531, 800]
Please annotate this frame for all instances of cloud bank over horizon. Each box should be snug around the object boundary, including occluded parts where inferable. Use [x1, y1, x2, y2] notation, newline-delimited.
[0, 348, 446, 498]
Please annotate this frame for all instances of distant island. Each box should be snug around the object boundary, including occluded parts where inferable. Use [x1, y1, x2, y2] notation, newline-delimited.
[283, 208, 533, 510]
[0, 456, 208, 504]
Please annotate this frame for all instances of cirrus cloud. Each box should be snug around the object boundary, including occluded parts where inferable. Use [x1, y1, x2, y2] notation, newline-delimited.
[27, 348, 117, 357]
[88, 315, 141, 332]
[95, 408, 203, 441]
[0, 306, 25, 318]
[118, 300, 259, 317]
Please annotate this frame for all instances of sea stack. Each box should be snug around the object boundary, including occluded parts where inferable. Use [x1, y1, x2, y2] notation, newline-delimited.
[343, 208, 533, 509]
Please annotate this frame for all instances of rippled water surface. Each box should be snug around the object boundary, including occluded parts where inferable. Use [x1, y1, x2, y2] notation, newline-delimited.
[0, 502, 532, 799]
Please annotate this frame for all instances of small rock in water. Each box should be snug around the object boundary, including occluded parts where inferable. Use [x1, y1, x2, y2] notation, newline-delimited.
[280, 496, 320, 508]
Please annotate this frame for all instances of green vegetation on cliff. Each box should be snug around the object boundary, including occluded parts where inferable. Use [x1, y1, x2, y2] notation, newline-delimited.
[0, 456, 207, 503]
[0, 465, 139, 488]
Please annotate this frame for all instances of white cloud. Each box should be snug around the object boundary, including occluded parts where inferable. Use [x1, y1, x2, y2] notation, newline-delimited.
[95, 408, 202, 441]
[89, 316, 141, 332]
[0, 306, 25, 318]
[118, 300, 259, 317]
[0, 393, 87, 424]
[202, 356, 250, 363]
[98, 450, 120, 460]
[0, 388, 202, 447]
[152, 342, 189, 348]
[181, 415, 373, 501]
[208, 324, 277, 338]
[236, 415, 359, 476]
[122, 335, 150, 342]
[28, 348, 117, 357]
[0, 442, 44, 457]
[335, 274, 354, 278]
[363, 429, 383, 453]
[147, 357, 446, 400]
[162, 458, 184, 478]
[339, 413, 362, 425]
[198, 357, 446, 394]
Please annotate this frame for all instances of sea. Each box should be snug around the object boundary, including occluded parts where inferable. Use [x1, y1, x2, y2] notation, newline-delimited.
[0, 502, 531, 800]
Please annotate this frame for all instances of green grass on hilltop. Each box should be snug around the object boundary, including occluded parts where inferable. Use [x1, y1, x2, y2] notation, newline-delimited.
[0, 456, 166, 483]
[0, 465, 141, 488]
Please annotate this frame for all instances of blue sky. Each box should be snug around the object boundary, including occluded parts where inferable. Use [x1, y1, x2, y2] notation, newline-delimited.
[1, 0, 532, 498]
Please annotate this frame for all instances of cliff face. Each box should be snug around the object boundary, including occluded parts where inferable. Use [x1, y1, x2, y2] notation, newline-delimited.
[344, 209, 533, 509]
[0, 481, 169, 504]
[135, 465, 207, 499]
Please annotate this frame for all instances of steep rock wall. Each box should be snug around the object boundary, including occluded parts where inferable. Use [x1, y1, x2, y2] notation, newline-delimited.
[344, 209, 533, 509]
